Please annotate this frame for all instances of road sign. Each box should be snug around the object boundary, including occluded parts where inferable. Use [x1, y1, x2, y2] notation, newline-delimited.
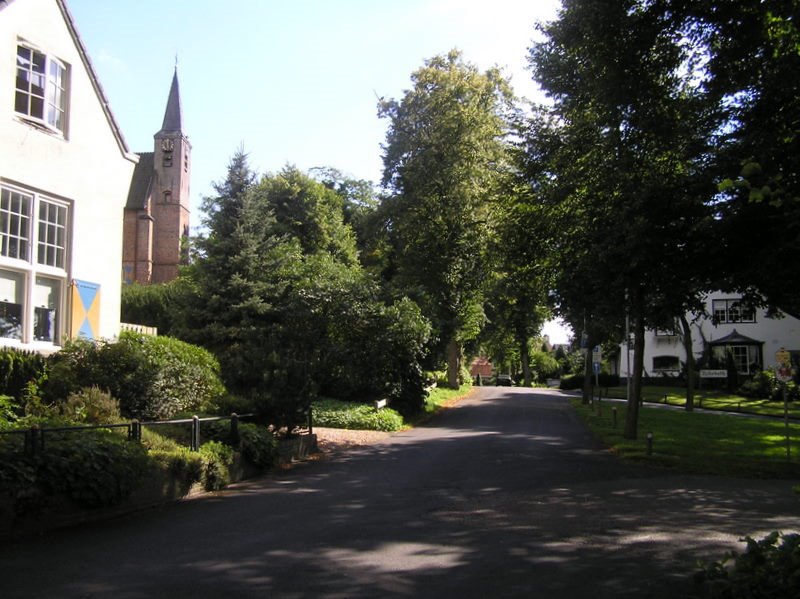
[593, 362, 600, 374]
[592, 345, 601, 364]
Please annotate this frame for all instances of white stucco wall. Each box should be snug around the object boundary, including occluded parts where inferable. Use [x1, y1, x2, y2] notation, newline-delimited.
[618, 292, 800, 377]
[0, 0, 136, 346]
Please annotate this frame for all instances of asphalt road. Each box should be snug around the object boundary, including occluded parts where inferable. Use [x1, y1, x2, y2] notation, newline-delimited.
[1, 387, 797, 598]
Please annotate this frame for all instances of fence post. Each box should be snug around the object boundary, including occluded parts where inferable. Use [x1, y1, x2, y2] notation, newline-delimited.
[191, 415, 200, 451]
[130, 420, 141, 442]
[26, 425, 40, 456]
[230, 413, 240, 445]
[307, 405, 313, 435]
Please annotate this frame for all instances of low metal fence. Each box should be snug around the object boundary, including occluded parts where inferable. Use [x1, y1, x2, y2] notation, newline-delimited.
[0, 413, 254, 457]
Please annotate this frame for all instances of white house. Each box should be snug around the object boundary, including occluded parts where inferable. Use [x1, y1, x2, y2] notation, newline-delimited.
[0, 0, 137, 350]
[617, 292, 800, 379]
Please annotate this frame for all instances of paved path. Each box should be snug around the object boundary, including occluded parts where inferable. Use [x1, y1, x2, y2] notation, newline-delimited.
[1, 388, 797, 598]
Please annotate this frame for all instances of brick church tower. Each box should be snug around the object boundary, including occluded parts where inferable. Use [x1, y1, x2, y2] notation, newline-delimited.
[122, 68, 191, 284]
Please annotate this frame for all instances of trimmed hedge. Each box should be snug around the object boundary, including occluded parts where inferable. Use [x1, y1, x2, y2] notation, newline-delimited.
[560, 373, 620, 390]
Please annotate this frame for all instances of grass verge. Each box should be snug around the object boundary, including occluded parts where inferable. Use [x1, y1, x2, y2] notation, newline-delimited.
[572, 398, 800, 478]
[602, 385, 800, 419]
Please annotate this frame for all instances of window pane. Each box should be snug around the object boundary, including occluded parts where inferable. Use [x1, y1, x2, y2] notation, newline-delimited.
[34, 276, 60, 342]
[37, 200, 67, 268]
[30, 96, 44, 119]
[0, 269, 24, 340]
[0, 188, 31, 260]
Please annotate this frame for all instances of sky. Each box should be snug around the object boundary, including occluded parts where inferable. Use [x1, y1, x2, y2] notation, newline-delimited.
[66, 0, 571, 343]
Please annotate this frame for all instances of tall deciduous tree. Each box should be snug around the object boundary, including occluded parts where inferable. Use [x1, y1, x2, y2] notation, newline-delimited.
[530, 0, 716, 436]
[379, 50, 514, 388]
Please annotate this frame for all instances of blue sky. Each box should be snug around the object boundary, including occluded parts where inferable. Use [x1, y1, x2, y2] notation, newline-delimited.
[67, 0, 570, 343]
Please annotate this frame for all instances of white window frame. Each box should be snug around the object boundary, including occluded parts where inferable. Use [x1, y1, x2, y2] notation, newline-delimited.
[0, 183, 70, 347]
[14, 41, 69, 136]
[711, 298, 756, 324]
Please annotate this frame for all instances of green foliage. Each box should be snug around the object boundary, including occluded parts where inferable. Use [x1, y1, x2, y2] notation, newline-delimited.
[43, 333, 225, 420]
[312, 398, 405, 432]
[0, 394, 17, 429]
[739, 370, 799, 402]
[379, 49, 513, 388]
[0, 431, 149, 510]
[560, 373, 620, 391]
[202, 420, 278, 469]
[695, 532, 800, 599]
[120, 278, 194, 335]
[58, 386, 120, 425]
[198, 440, 234, 491]
[0, 347, 46, 402]
[529, 350, 561, 383]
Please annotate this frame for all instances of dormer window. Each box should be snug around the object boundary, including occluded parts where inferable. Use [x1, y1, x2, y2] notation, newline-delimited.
[14, 43, 68, 135]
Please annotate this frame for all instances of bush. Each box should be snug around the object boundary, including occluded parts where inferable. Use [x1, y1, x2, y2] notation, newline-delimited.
[59, 387, 120, 425]
[202, 419, 278, 470]
[559, 373, 620, 390]
[0, 430, 149, 510]
[312, 398, 405, 431]
[0, 347, 47, 401]
[198, 441, 234, 491]
[739, 370, 799, 402]
[43, 332, 226, 420]
[695, 531, 800, 598]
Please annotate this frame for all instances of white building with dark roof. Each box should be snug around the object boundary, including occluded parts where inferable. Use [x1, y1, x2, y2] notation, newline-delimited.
[0, 0, 137, 347]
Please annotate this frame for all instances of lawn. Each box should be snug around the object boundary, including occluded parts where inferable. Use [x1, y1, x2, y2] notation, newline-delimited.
[601, 385, 800, 419]
[572, 398, 800, 479]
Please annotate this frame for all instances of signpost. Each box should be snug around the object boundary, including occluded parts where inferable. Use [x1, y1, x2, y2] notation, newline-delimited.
[592, 346, 601, 408]
[775, 348, 793, 460]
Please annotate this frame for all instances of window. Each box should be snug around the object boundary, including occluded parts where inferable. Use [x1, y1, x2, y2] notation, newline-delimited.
[14, 43, 68, 134]
[0, 185, 69, 345]
[712, 298, 755, 324]
[711, 344, 761, 375]
[653, 355, 680, 372]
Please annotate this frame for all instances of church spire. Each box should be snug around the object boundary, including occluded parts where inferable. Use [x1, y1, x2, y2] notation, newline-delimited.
[159, 67, 183, 134]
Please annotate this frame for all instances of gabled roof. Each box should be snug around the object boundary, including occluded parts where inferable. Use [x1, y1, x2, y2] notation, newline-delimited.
[159, 68, 183, 134]
[1, 0, 138, 163]
[126, 152, 154, 210]
[709, 329, 764, 346]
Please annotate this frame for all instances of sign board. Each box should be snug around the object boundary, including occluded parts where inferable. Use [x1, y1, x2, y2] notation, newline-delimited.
[592, 345, 602, 364]
[593, 362, 601, 374]
[699, 369, 727, 379]
[775, 348, 793, 383]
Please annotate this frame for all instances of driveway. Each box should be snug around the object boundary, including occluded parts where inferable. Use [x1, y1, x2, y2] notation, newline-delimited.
[0, 387, 797, 598]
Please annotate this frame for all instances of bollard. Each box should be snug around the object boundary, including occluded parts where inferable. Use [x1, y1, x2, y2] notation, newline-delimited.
[230, 413, 240, 445]
[612, 407, 617, 428]
[191, 415, 200, 451]
[646, 431, 653, 456]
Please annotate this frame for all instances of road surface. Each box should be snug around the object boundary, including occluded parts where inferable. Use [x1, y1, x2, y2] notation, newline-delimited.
[1, 387, 797, 598]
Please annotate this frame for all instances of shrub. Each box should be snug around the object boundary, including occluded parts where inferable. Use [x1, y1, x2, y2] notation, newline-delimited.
[695, 531, 800, 598]
[312, 398, 404, 431]
[0, 431, 150, 510]
[59, 387, 120, 425]
[198, 440, 234, 491]
[202, 419, 278, 469]
[559, 373, 619, 390]
[43, 332, 226, 420]
[739, 370, 799, 402]
[0, 347, 47, 401]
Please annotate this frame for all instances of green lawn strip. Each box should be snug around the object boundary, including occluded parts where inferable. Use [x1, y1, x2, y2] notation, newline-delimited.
[602, 385, 800, 419]
[572, 398, 800, 478]
[311, 383, 474, 431]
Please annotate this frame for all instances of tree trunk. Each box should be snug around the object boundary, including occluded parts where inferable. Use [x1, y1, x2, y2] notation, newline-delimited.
[582, 336, 593, 404]
[520, 338, 532, 387]
[679, 314, 695, 412]
[624, 299, 645, 439]
[446, 338, 461, 389]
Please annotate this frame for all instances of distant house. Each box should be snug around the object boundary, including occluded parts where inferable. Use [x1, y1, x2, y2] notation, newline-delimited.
[616, 291, 800, 379]
[0, 0, 137, 348]
[122, 69, 191, 285]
